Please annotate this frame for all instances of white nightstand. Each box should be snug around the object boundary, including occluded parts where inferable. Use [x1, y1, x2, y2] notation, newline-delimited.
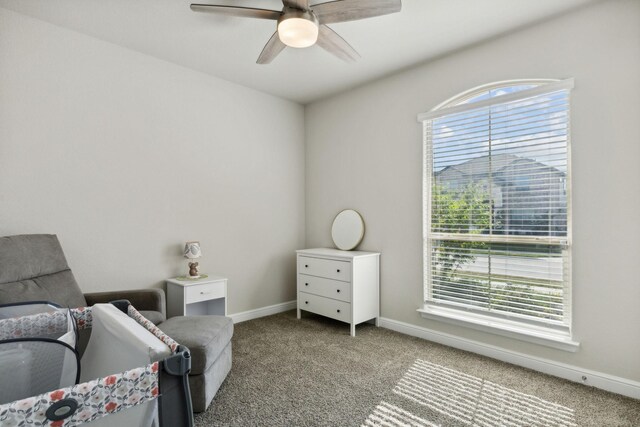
[166, 275, 227, 318]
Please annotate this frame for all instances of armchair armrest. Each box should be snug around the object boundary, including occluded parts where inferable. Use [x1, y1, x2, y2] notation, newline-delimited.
[84, 288, 166, 320]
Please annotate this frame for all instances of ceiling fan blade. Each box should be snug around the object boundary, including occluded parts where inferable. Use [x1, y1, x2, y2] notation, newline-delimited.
[282, 0, 310, 10]
[190, 4, 281, 20]
[313, 0, 401, 24]
[316, 25, 360, 62]
[257, 32, 287, 64]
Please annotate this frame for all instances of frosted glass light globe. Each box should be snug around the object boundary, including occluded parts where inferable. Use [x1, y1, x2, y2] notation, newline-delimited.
[278, 17, 319, 48]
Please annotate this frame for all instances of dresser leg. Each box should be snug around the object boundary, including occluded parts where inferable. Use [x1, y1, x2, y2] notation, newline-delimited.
[350, 324, 356, 337]
[375, 317, 380, 327]
[297, 308, 301, 319]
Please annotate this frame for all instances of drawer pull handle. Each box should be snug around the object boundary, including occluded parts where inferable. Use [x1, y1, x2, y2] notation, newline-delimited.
[305, 283, 309, 286]
[200, 291, 211, 295]
[337, 289, 340, 293]
[337, 309, 341, 313]
[337, 269, 340, 273]
[305, 265, 308, 268]
[305, 301, 308, 305]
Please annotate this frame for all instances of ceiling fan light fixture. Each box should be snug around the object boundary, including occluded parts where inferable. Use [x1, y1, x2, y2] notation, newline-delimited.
[191, 0, 403, 63]
[277, 11, 319, 48]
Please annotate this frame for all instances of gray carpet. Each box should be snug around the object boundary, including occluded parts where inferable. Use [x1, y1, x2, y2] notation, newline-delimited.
[195, 311, 640, 426]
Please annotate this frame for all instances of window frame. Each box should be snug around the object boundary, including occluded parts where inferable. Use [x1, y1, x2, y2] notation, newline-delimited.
[418, 79, 578, 351]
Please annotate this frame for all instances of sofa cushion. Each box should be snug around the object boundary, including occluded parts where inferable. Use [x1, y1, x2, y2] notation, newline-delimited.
[0, 234, 70, 284]
[0, 271, 87, 308]
[188, 341, 232, 413]
[139, 310, 165, 325]
[158, 315, 233, 376]
[0, 235, 87, 308]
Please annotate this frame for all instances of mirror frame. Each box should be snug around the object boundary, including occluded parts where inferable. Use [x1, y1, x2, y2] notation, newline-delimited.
[331, 209, 365, 251]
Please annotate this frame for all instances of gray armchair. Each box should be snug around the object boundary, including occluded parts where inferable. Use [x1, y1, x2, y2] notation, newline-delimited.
[0, 233, 233, 413]
[0, 234, 166, 323]
[84, 290, 165, 325]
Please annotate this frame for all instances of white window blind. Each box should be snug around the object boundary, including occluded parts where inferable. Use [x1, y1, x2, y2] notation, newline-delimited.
[421, 79, 573, 329]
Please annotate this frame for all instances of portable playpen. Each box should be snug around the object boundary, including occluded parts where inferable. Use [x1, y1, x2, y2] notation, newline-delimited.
[0, 300, 193, 427]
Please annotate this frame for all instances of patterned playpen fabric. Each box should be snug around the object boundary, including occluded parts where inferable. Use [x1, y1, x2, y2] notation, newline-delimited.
[0, 309, 72, 341]
[70, 307, 92, 331]
[126, 305, 179, 353]
[0, 303, 192, 427]
[0, 362, 160, 427]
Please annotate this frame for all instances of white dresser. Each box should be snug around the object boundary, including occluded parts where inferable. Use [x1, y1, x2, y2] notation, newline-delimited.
[296, 248, 380, 336]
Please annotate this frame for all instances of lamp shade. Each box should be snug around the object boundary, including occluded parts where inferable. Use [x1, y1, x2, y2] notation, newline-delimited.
[278, 15, 319, 48]
[184, 241, 202, 259]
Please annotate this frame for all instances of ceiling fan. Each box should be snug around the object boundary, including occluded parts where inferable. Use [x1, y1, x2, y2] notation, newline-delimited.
[190, 0, 402, 64]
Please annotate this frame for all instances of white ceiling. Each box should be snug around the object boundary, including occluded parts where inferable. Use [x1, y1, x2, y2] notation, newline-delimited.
[0, 0, 596, 104]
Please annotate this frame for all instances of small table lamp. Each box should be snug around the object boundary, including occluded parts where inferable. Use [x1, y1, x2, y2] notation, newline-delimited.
[184, 241, 202, 279]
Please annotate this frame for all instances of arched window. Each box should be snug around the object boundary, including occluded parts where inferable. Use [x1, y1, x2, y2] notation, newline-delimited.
[418, 79, 575, 350]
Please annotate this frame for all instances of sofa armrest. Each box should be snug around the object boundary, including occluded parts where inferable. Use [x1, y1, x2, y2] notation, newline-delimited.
[84, 288, 166, 319]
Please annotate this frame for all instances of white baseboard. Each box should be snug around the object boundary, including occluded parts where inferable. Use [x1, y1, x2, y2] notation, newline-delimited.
[229, 300, 296, 324]
[379, 317, 640, 400]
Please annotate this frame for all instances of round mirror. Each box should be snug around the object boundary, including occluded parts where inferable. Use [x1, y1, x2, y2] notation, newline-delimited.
[331, 209, 365, 250]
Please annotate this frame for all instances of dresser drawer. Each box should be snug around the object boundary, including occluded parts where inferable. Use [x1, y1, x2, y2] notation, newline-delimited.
[297, 274, 351, 303]
[185, 281, 225, 304]
[298, 256, 351, 282]
[298, 292, 351, 323]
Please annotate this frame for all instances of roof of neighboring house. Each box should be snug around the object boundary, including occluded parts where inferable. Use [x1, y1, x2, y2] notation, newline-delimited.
[435, 154, 564, 181]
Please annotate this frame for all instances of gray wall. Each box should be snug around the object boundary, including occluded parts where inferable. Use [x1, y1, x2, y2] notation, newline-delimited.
[0, 8, 305, 314]
[305, 0, 640, 381]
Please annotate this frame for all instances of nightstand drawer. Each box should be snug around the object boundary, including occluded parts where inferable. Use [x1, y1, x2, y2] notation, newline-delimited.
[298, 256, 351, 282]
[297, 274, 351, 303]
[185, 281, 225, 304]
[298, 292, 351, 323]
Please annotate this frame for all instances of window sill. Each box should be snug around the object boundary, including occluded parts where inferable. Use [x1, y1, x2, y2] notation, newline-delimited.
[417, 305, 579, 352]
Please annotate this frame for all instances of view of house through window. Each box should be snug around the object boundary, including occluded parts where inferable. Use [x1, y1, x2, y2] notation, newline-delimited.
[421, 80, 572, 331]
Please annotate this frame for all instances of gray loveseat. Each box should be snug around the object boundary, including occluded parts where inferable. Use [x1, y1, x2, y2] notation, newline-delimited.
[0, 234, 232, 413]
